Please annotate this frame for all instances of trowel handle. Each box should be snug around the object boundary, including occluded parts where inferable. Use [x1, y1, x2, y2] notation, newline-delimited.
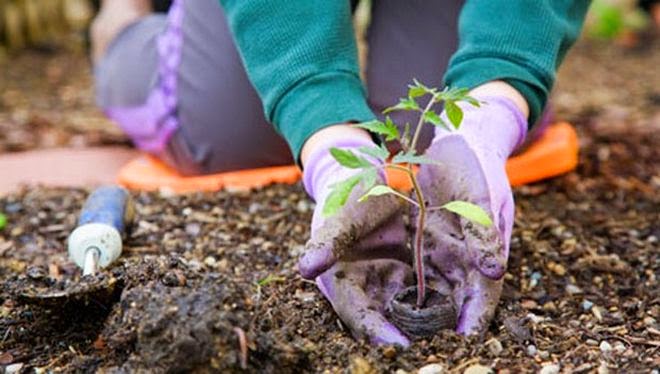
[68, 186, 135, 272]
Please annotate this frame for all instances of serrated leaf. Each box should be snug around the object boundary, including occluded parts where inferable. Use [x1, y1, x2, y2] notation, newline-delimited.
[464, 95, 481, 107]
[423, 110, 442, 126]
[354, 118, 399, 141]
[358, 144, 390, 161]
[329, 148, 373, 169]
[322, 176, 361, 217]
[358, 185, 398, 202]
[444, 101, 464, 129]
[408, 85, 426, 99]
[383, 97, 420, 114]
[441, 201, 493, 227]
[392, 151, 439, 165]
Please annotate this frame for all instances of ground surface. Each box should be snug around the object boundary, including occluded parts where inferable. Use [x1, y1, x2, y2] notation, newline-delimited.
[0, 37, 659, 372]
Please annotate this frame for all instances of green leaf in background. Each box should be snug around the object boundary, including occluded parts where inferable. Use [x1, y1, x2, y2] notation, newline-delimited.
[392, 151, 440, 165]
[441, 201, 493, 227]
[323, 175, 361, 217]
[329, 148, 373, 169]
[358, 144, 390, 161]
[383, 97, 420, 114]
[438, 86, 470, 102]
[354, 117, 400, 141]
[444, 101, 464, 129]
[464, 95, 481, 108]
[408, 85, 426, 99]
[0, 213, 6, 230]
[358, 185, 398, 202]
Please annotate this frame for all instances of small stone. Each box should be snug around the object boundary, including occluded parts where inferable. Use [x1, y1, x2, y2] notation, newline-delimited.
[547, 261, 566, 276]
[543, 301, 557, 313]
[5, 364, 24, 374]
[521, 299, 538, 309]
[538, 350, 550, 360]
[599, 341, 612, 354]
[426, 355, 438, 363]
[592, 306, 603, 321]
[383, 346, 397, 359]
[582, 300, 594, 311]
[161, 270, 186, 287]
[526, 344, 537, 357]
[643, 316, 657, 326]
[539, 364, 560, 374]
[597, 362, 609, 374]
[26, 265, 47, 280]
[418, 363, 445, 374]
[203, 256, 217, 267]
[395, 370, 408, 374]
[612, 341, 626, 354]
[586, 339, 599, 346]
[566, 284, 583, 295]
[463, 364, 492, 374]
[529, 272, 542, 288]
[526, 313, 545, 324]
[350, 356, 375, 374]
[185, 222, 201, 236]
[486, 338, 503, 356]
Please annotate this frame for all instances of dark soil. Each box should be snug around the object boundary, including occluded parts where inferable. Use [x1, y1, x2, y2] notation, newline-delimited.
[0, 39, 659, 372]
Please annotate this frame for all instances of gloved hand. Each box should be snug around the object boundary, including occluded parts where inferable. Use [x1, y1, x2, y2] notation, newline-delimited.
[299, 136, 412, 346]
[417, 95, 527, 334]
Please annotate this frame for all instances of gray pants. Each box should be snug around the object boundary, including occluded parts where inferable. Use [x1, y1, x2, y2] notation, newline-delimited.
[95, 0, 462, 175]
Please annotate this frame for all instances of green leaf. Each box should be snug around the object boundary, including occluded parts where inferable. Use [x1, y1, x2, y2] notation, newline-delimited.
[408, 85, 426, 99]
[354, 117, 399, 141]
[329, 148, 373, 169]
[256, 274, 285, 287]
[360, 168, 378, 193]
[358, 185, 398, 202]
[0, 213, 6, 230]
[358, 144, 390, 161]
[464, 95, 481, 108]
[383, 97, 420, 114]
[441, 201, 493, 227]
[444, 101, 464, 129]
[322, 176, 361, 217]
[423, 110, 443, 126]
[392, 151, 439, 165]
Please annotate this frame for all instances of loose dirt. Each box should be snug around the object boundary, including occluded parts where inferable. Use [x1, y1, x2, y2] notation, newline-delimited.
[0, 38, 658, 372]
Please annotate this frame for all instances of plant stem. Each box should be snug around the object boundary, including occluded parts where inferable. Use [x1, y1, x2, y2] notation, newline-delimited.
[409, 170, 427, 307]
[410, 94, 437, 152]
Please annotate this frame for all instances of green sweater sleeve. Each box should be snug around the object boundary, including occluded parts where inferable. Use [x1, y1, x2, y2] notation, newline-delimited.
[218, 1, 375, 160]
[444, 0, 591, 126]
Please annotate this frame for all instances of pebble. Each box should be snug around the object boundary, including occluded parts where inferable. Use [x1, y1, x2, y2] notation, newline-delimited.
[529, 272, 542, 288]
[463, 364, 492, 374]
[26, 265, 47, 280]
[566, 284, 583, 295]
[643, 316, 657, 326]
[203, 256, 217, 267]
[586, 339, 599, 346]
[486, 338, 503, 356]
[547, 261, 566, 276]
[382, 346, 397, 359]
[5, 363, 24, 374]
[396, 370, 408, 374]
[521, 299, 538, 309]
[582, 300, 594, 311]
[599, 340, 612, 354]
[526, 344, 537, 357]
[597, 362, 609, 374]
[539, 364, 560, 374]
[538, 350, 550, 359]
[592, 306, 603, 321]
[185, 222, 201, 236]
[418, 363, 445, 374]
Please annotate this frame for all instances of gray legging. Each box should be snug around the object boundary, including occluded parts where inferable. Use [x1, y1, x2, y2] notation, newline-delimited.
[95, 0, 461, 175]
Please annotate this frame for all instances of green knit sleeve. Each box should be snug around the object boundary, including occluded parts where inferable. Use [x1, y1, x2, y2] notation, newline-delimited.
[444, 0, 591, 126]
[218, 1, 375, 159]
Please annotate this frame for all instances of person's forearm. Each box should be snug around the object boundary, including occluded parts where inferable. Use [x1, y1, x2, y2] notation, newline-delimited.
[218, 1, 375, 160]
[444, 0, 590, 126]
[469, 81, 529, 119]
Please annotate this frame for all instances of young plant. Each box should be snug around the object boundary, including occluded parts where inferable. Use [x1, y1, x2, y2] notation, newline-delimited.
[323, 80, 493, 308]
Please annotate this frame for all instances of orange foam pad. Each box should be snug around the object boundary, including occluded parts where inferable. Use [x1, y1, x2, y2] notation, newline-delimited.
[117, 122, 578, 193]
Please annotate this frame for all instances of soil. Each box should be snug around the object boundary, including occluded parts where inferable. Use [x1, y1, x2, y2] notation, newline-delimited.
[0, 38, 659, 372]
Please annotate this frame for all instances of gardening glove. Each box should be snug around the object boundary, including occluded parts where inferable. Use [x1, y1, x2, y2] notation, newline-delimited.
[300, 137, 412, 346]
[417, 95, 527, 335]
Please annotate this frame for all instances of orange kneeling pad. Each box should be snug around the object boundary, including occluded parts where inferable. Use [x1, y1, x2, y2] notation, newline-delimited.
[117, 122, 578, 193]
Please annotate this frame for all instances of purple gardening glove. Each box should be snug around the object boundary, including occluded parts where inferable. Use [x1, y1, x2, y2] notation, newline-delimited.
[417, 95, 527, 335]
[300, 137, 412, 346]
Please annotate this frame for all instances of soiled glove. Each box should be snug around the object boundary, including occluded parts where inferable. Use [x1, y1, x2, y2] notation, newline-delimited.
[417, 95, 527, 334]
[300, 137, 411, 346]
